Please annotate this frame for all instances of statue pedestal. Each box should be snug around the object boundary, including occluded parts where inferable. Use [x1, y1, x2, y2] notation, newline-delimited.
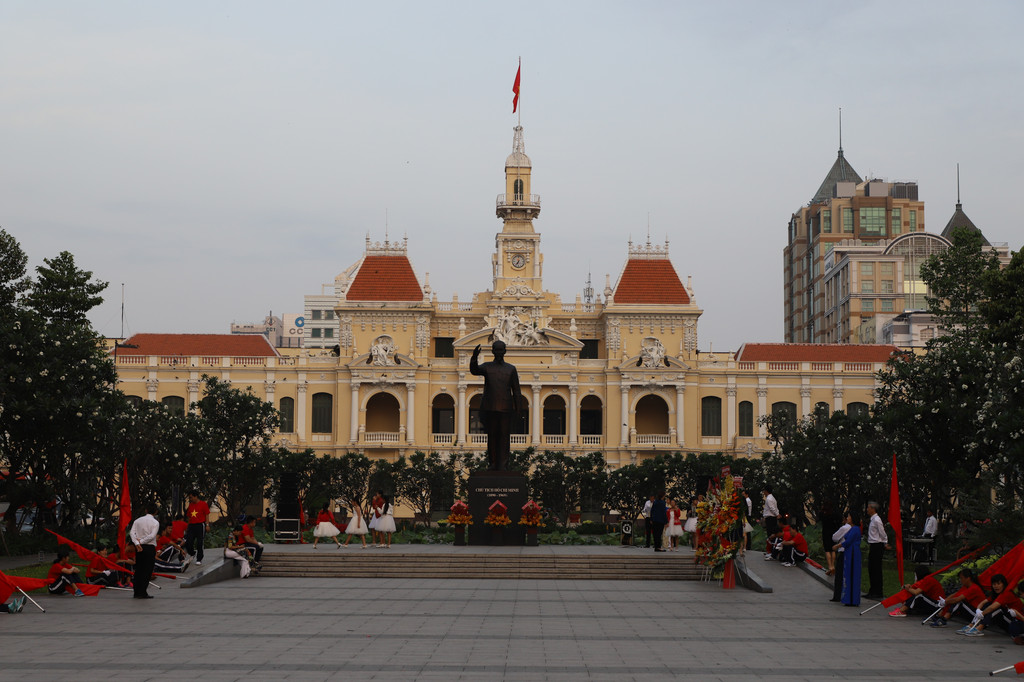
[467, 471, 528, 546]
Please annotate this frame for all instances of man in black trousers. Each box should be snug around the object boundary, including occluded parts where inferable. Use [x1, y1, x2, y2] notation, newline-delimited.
[651, 491, 668, 552]
[129, 502, 160, 599]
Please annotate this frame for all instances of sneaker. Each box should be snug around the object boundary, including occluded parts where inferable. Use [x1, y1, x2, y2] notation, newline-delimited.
[12, 596, 25, 613]
[888, 610, 907, 618]
[764, 553, 773, 560]
[781, 562, 794, 567]
[929, 617, 947, 628]
[956, 625, 971, 634]
[964, 627, 985, 637]
[74, 589, 85, 597]
[195, 561, 202, 566]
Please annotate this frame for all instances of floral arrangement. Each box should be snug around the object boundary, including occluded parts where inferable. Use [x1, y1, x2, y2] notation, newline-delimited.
[484, 499, 511, 527]
[694, 475, 742, 577]
[447, 500, 472, 526]
[519, 500, 543, 527]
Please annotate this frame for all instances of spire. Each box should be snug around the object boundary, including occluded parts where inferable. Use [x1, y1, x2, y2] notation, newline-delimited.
[956, 162, 961, 208]
[838, 107, 843, 155]
[505, 125, 531, 168]
[942, 164, 989, 246]
[810, 110, 862, 204]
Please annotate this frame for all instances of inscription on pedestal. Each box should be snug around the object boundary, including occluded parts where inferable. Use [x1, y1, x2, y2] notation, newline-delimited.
[467, 471, 529, 546]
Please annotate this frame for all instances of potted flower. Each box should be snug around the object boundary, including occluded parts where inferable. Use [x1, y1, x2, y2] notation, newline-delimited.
[447, 501, 472, 546]
[484, 500, 511, 545]
[519, 500, 543, 546]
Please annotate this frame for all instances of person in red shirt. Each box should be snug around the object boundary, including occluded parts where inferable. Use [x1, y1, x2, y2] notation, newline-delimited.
[931, 569, 985, 628]
[312, 505, 342, 549]
[47, 548, 84, 596]
[171, 514, 188, 543]
[85, 543, 120, 587]
[889, 565, 946, 617]
[154, 525, 190, 572]
[241, 515, 264, 563]
[778, 519, 808, 567]
[184, 492, 211, 566]
[961, 574, 1023, 636]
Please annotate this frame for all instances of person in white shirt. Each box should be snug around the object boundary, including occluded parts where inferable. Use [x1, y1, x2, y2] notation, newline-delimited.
[864, 502, 890, 599]
[642, 495, 655, 548]
[922, 510, 938, 537]
[129, 503, 160, 599]
[830, 515, 853, 602]
[762, 486, 779, 559]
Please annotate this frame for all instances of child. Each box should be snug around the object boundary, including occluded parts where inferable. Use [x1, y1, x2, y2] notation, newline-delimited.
[375, 495, 396, 548]
[312, 504, 342, 549]
[343, 499, 369, 548]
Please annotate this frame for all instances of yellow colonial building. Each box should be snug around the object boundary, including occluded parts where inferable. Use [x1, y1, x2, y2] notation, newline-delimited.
[114, 125, 896, 466]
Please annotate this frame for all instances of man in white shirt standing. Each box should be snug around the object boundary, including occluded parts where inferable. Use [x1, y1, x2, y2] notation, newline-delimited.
[129, 502, 160, 599]
[864, 502, 890, 599]
[642, 495, 654, 548]
[922, 510, 938, 537]
[762, 486, 779, 559]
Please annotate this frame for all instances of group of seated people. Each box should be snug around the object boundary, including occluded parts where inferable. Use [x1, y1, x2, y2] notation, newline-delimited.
[223, 518, 263, 579]
[766, 518, 809, 567]
[888, 566, 1024, 642]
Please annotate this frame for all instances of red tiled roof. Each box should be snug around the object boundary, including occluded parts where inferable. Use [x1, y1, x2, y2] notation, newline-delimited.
[613, 259, 690, 305]
[115, 334, 279, 357]
[346, 255, 423, 301]
[736, 343, 898, 363]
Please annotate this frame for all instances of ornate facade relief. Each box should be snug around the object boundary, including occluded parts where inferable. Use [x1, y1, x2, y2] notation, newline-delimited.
[639, 337, 666, 368]
[492, 309, 549, 346]
[684, 319, 697, 354]
[415, 315, 429, 350]
[369, 335, 397, 366]
[606, 318, 621, 354]
[340, 316, 353, 347]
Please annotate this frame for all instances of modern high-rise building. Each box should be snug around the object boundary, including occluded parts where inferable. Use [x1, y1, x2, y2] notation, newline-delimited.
[784, 140, 926, 343]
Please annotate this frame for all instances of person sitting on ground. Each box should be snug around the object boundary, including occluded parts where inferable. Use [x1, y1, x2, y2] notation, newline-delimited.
[224, 525, 252, 579]
[116, 543, 136, 586]
[156, 525, 190, 566]
[959, 574, 1023, 637]
[777, 518, 809, 567]
[86, 542, 121, 587]
[241, 515, 264, 564]
[930, 568, 986, 628]
[170, 513, 188, 544]
[889, 565, 945, 617]
[47, 548, 85, 596]
[768, 516, 794, 561]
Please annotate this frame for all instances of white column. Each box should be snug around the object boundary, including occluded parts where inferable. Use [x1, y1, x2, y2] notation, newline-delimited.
[675, 385, 687, 448]
[405, 382, 416, 445]
[726, 386, 736, 444]
[620, 384, 630, 446]
[146, 378, 158, 401]
[833, 385, 844, 412]
[297, 383, 308, 441]
[457, 384, 467, 445]
[531, 384, 541, 445]
[568, 385, 578, 445]
[263, 380, 275, 405]
[756, 387, 768, 439]
[187, 380, 201, 413]
[349, 382, 360, 444]
[800, 386, 812, 417]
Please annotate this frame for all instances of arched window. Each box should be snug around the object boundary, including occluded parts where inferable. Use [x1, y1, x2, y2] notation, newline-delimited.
[311, 393, 333, 433]
[279, 397, 295, 433]
[701, 396, 722, 437]
[847, 402, 870, 419]
[125, 395, 143, 408]
[543, 395, 566, 435]
[772, 401, 798, 423]
[513, 178, 524, 202]
[161, 396, 185, 417]
[738, 401, 753, 437]
[431, 394, 455, 434]
[580, 395, 603, 435]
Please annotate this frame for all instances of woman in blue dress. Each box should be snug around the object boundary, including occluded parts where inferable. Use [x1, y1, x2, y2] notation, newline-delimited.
[841, 510, 862, 606]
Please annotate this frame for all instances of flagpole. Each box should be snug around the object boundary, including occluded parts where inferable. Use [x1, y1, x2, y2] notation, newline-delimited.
[18, 586, 46, 613]
[517, 57, 521, 127]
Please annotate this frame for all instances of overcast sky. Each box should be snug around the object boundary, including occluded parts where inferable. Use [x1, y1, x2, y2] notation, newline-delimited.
[3, 2, 1022, 351]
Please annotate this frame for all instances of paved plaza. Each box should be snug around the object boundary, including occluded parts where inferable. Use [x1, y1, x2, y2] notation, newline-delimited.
[1, 545, 1020, 681]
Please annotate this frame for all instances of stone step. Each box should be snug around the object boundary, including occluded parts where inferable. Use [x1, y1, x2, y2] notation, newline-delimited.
[257, 551, 707, 580]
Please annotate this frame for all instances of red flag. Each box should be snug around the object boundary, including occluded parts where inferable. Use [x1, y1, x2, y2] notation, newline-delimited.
[512, 63, 521, 113]
[888, 454, 904, 585]
[0, 570, 49, 597]
[879, 541, 992, 609]
[1015, 662, 1024, 674]
[118, 458, 131, 556]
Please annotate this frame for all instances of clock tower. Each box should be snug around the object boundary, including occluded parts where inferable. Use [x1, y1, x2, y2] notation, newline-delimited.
[493, 125, 543, 295]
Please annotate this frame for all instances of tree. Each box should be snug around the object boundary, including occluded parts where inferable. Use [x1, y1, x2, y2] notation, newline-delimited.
[0, 229, 29, 311]
[193, 375, 279, 521]
[23, 251, 107, 327]
[528, 450, 607, 525]
[920, 226, 1001, 342]
[334, 453, 372, 516]
[398, 451, 455, 525]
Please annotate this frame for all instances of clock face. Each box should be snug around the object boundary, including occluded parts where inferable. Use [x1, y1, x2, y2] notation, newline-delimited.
[511, 254, 526, 269]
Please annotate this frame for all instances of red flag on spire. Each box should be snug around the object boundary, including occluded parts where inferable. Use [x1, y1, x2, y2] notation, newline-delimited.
[888, 454, 904, 585]
[118, 458, 131, 556]
[512, 63, 521, 113]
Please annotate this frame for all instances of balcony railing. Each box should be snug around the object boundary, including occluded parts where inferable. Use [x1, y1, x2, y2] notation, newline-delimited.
[432, 433, 455, 446]
[634, 434, 672, 445]
[580, 435, 603, 446]
[543, 435, 565, 446]
[510, 434, 529, 445]
[496, 193, 541, 209]
[363, 431, 401, 443]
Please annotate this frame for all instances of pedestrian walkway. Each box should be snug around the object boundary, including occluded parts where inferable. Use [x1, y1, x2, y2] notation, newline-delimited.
[0, 545, 1017, 681]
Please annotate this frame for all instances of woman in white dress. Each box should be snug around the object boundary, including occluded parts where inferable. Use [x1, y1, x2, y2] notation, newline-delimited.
[666, 498, 684, 551]
[312, 504, 342, 548]
[375, 495, 397, 548]
[683, 496, 698, 547]
[342, 499, 369, 548]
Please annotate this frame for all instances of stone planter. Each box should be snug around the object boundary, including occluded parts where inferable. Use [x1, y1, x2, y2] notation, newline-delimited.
[453, 524, 466, 546]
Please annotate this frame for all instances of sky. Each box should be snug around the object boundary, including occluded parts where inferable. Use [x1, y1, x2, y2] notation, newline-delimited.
[3, 1, 1022, 351]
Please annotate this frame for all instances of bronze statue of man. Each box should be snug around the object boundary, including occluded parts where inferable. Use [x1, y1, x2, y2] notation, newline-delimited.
[470, 340, 522, 471]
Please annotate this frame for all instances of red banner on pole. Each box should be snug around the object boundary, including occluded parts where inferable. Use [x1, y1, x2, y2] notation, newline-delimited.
[118, 458, 131, 556]
[888, 454, 904, 586]
[512, 63, 521, 113]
